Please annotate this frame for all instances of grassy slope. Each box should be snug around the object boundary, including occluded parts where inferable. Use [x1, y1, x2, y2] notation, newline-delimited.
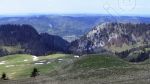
[0, 54, 150, 84]
[72, 54, 128, 69]
[105, 43, 149, 53]
[49, 54, 132, 80]
[48, 54, 150, 84]
[0, 45, 24, 53]
[0, 54, 70, 79]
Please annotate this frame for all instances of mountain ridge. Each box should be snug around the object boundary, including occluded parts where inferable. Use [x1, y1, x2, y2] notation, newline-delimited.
[70, 22, 150, 56]
[0, 24, 69, 56]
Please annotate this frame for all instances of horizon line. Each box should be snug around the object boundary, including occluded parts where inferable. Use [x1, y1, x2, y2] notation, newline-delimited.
[0, 13, 150, 17]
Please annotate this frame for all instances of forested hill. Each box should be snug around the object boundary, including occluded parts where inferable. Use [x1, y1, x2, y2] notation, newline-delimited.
[0, 24, 69, 56]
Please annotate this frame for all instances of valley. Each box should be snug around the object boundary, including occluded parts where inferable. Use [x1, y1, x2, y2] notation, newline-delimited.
[0, 15, 149, 84]
[1, 15, 150, 42]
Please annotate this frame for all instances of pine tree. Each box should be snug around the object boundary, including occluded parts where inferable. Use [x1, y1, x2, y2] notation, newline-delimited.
[1, 72, 8, 80]
[30, 68, 39, 78]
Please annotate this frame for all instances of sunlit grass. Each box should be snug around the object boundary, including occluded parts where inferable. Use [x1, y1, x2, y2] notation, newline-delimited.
[0, 54, 69, 79]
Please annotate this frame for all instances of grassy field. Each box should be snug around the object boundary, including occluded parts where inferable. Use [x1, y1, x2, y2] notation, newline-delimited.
[0, 54, 71, 79]
[0, 54, 150, 84]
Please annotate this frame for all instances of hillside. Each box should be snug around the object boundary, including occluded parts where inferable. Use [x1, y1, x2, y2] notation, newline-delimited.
[70, 23, 150, 55]
[1, 54, 150, 84]
[0, 54, 133, 80]
[0, 54, 70, 79]
[0, 24, 69, 56]
[117, 45, 150, 62]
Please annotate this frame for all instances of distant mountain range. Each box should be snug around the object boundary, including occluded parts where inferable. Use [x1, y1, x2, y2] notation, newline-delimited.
[0, 24, 69, 56]
[0, 15, 150, 42]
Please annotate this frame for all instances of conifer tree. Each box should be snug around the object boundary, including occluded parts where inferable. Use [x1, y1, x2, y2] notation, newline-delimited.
[1, 72, 8, 80]
[30, 68, 39, 77]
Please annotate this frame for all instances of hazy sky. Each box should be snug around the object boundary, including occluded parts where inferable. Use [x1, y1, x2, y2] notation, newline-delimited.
[0, 0, 149, 16]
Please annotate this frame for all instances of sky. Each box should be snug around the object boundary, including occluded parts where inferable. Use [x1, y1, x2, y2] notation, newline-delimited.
[0, 0, 149, 16]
